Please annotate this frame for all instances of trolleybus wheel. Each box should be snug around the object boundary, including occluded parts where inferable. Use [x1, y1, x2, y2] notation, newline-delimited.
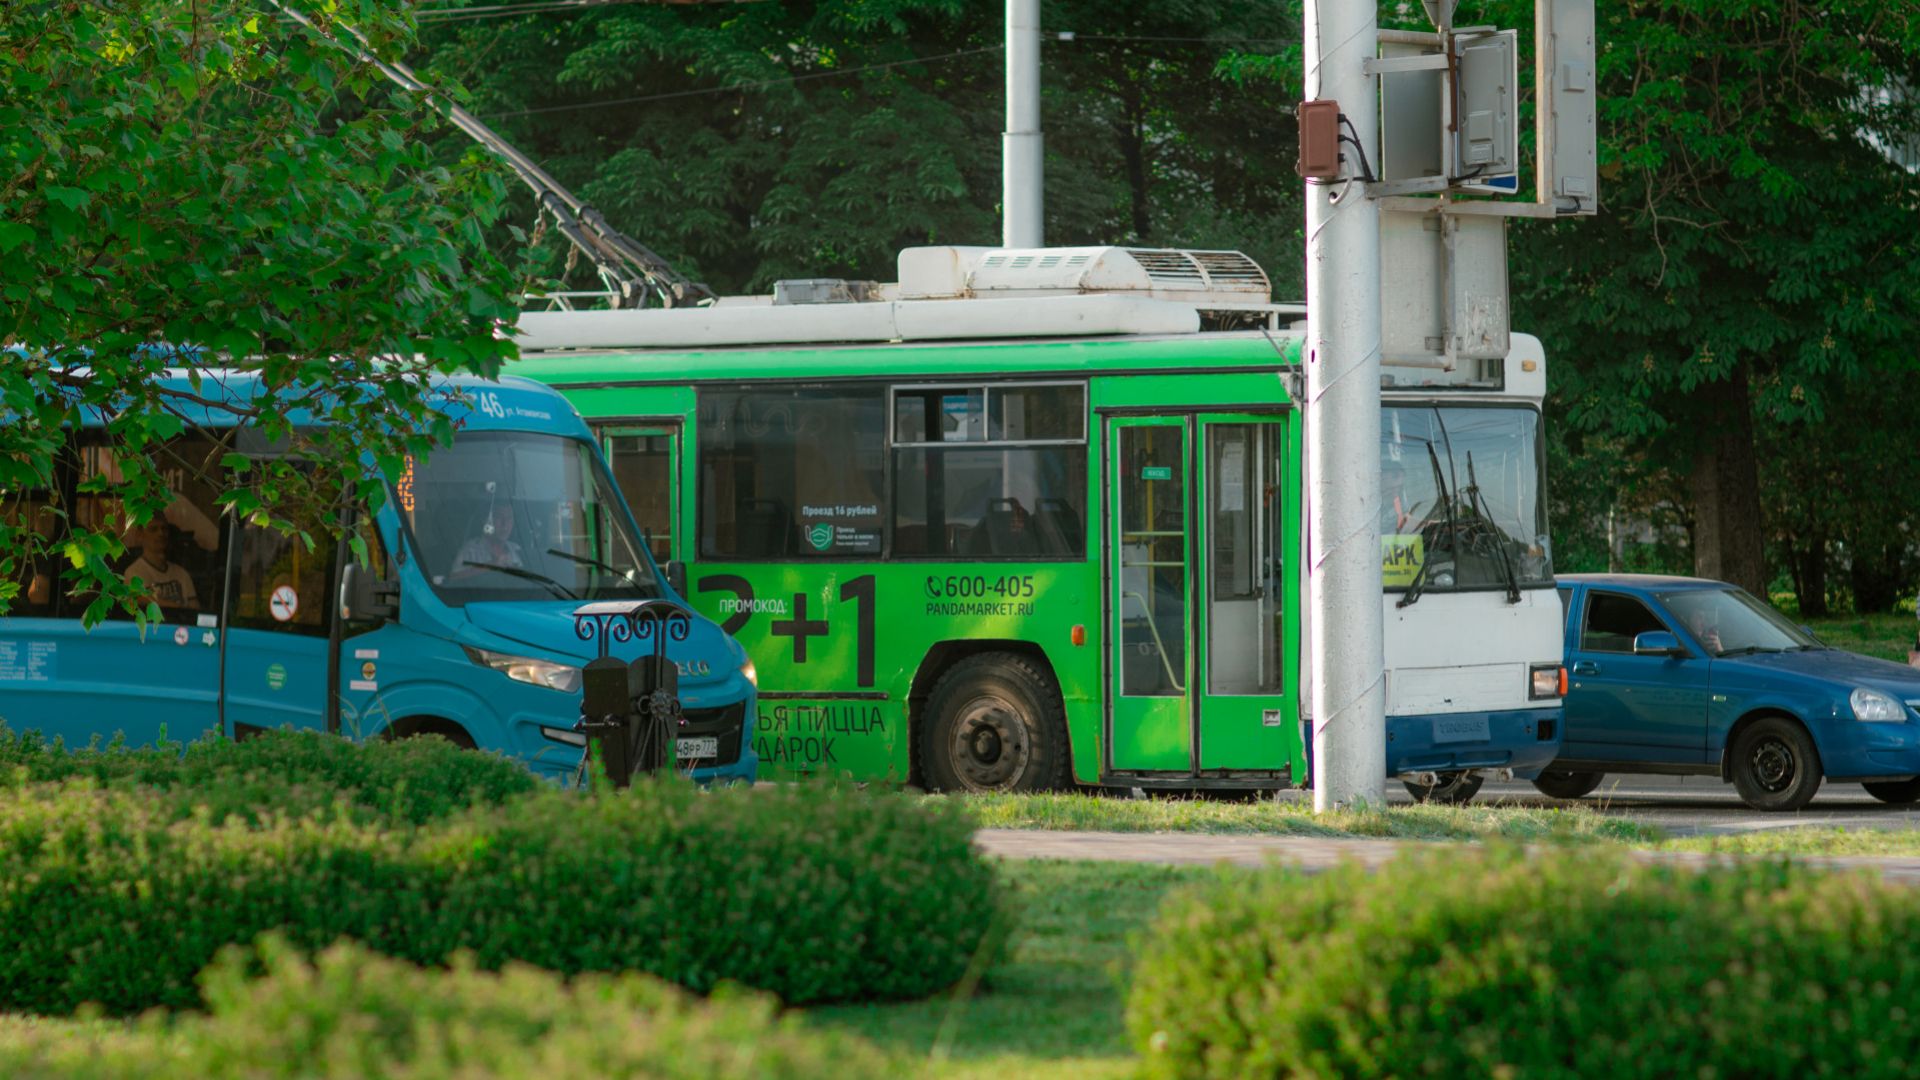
[1531, 770, 1605, 800]
[1401, 770, 1484, 805]
[920, 653, 1068, 794]
[1730, 715, 1822, 812]
[1863, 777, 1920, 804]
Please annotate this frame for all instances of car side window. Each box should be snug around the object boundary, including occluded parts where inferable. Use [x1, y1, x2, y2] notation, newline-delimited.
[1581, 591, 1668, 654]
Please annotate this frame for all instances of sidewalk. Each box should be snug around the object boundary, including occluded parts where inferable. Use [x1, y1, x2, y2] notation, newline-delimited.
[973, 828, 1920, 884]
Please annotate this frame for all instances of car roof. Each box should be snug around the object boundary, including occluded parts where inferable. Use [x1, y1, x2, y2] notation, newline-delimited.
[1555, 573, 1730, 590]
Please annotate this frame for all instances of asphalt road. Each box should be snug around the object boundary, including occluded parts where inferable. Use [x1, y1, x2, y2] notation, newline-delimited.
[1401, 773, 1920, 837]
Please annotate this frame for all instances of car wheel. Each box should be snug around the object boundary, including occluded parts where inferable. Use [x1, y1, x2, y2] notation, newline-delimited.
[1863, 777, 1920, 804]
[1730, 717, 1822, 812]
[1531, 770, 1605, 800]
[1402, 770, 1485, 805]
[920, 653, 1069, 794]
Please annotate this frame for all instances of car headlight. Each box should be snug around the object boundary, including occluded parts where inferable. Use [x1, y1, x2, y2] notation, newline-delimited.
[464, 646, 582, 693]
[739, 658, 758, 688]
[1850, 687, 1907, 722]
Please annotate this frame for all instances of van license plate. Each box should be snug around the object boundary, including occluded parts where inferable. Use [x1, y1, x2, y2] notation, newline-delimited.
[676, 736, 719, 759]
[1433, 716, 1491, 744]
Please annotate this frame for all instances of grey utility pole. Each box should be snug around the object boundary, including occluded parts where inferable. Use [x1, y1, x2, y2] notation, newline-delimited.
[1305, 0, 1386, 810]
[1003, 0, 1043, 247]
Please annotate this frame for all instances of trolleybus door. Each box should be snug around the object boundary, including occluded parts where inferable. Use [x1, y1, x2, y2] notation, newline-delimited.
[1104, 414, 1299, 777]
[598, 424, 682, 564]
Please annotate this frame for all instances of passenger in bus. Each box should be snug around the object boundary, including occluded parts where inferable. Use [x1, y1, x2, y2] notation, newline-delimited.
[451, 502, 524, 577]
[121, 519, 199, 610]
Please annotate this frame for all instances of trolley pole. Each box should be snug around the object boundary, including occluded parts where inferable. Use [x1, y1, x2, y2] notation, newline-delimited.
[1305, 0, 1386, 811]
[1003, 0, 1043, 248]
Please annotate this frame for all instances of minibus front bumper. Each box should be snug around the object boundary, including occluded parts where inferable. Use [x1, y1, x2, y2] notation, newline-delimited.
[1386, 705, 1562, 781]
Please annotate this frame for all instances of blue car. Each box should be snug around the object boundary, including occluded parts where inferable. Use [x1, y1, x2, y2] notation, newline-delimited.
[1542, 574, 1920, 811]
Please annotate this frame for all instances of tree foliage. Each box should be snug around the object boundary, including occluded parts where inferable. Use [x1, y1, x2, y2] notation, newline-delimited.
[0, 0, 526, 622]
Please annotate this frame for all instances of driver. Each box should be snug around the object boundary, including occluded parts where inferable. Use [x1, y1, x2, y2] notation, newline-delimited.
[1686, 609, 1724, 655]
[451, 503, 524, 579]
[1381, 461, 1413, 533]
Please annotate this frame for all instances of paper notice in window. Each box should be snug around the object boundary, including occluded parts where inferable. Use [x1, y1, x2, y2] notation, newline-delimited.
[1382, 534, 1425, 587]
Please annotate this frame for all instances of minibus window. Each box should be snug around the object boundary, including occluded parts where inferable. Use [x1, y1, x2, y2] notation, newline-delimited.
[399, 432, 655, 606]
[75, 434, 229, 624]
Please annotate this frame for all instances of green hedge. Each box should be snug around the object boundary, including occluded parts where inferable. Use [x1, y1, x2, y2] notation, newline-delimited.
[0, 778, 998, 1015]
[0, 726, 539, 825]
[1128, 847, 1920, 1079]
[0, 938, 890, 1079]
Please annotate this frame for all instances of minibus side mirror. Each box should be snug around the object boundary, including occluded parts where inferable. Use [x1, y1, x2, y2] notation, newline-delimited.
[665, 559, 688, 597]
[340, 562, 399, 622]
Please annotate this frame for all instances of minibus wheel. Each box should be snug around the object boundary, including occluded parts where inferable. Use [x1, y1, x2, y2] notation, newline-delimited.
[1401, 770, 1484, 805]
[921, 653, 1068, 794]
[385, 717, 477, 750]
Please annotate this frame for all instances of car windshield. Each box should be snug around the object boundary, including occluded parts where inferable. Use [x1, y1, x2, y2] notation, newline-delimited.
[1656, 587, 1818, 657]
[1380, 405, 1551, 592]
[396, 431, 658, 605]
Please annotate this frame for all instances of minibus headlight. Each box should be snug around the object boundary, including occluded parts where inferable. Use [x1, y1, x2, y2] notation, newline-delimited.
[1529, 664, 1565, 700]
[739, 658, 758, 688]
[1851, 687, 1907, 722]
[464, 647, 582, 694]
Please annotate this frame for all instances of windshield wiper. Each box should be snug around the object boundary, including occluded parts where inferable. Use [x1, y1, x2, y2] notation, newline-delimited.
[1465, 451, 1522, 604]
[461, 561, 579, 601]
[1721, 645, 1785, 657]
[545, 547, 653, 599]
[1397, 442, 1457, 610]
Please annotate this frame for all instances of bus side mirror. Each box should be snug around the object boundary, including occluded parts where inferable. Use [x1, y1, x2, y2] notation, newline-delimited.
[340, 562, 398, 622]
[665, 560, 687, 597]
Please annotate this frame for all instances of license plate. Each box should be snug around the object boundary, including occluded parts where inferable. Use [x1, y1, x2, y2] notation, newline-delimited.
[1433, 716, 1491, 745]
[676, 736, 719, 760]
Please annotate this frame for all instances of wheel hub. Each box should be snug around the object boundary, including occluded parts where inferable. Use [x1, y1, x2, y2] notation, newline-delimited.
[1751, 738, 1796, 792]
[948, 694, 1031, 792]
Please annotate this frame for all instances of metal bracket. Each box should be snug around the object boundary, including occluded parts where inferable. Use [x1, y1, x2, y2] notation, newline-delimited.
[1364, 53, 1449, 75]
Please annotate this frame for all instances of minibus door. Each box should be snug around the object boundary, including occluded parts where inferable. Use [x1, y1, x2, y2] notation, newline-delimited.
[218, 517, 337, 737]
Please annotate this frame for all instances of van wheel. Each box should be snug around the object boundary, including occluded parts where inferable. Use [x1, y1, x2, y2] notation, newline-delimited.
[1863, 777, 1920, 804]
[1532, 770, 1605, 800]
[920, 653, 1068, 794]
[1730, 716, 1821, 811]
[1402, 770, 1484, 805]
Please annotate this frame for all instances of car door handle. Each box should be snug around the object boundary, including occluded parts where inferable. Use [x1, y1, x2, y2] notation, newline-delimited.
[1572, 661, 1600, 676]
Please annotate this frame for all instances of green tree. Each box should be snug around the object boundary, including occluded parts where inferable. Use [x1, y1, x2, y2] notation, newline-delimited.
[414, 0, 1302, 296]
[1498, 0, 1920, 597]
[1, 0, 526, 622]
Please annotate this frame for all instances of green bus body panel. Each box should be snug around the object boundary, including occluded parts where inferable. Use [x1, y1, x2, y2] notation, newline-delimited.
[512, 333, 1306, 786]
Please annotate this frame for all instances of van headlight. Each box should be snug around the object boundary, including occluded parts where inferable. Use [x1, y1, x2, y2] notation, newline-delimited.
[1851, 687, 1907, 722]
[739, 658, 758, 688]
[464, 647, 582, 693]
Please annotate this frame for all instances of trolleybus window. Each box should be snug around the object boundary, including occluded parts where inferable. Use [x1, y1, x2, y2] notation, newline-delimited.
[697, 388, 886, 559]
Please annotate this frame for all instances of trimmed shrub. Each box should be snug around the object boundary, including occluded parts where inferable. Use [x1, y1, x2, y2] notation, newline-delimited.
[0, 778, 999, 1015]
[1128, 847, 1920, 1079]
[0, 938, 891, 1079]
[0, 726, 539, 825]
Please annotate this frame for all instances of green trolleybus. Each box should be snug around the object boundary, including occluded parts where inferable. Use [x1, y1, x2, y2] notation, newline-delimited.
[509, 246, 1564, 799]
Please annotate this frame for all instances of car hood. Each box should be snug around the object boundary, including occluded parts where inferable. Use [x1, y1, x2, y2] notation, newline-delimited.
[1725, 647, 1920, 698]
[461, 600, 741, 686]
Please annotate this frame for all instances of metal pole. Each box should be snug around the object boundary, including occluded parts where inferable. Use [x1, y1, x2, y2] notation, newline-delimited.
[1306, 0, 1386, 810]
[1003, 0, 1043, 248]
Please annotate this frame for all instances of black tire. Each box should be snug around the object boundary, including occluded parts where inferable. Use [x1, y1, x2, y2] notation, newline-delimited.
[1402, 770, 1485, 805]
[1532, 770, 1606, 800]
[387, 718, 477, 750]
[1863, 777, 1920, 804]
[920, 653, 1069, 794]
[1730, 716, 1822, 811]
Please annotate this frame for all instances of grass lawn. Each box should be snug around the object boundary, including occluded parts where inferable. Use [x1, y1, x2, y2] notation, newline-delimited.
[954, 790, 1658, 844]
[1802, 611, 1917, 663]
[801, 860, 1209, 1079]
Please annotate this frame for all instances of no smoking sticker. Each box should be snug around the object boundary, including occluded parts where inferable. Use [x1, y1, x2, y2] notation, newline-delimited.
[269, 585, 299, 622]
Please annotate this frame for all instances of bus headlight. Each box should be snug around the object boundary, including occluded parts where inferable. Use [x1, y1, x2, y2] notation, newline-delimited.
[1530, 664, 1566, 700]
[464, 647, 582, 694]
[739, 658, 759, 688]
[1850, 687, 1906, 722]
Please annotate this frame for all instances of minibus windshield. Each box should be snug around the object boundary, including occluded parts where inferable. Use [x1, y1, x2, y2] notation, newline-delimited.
[1381, 404, 1552, 595]
[396, 432, 658, 605]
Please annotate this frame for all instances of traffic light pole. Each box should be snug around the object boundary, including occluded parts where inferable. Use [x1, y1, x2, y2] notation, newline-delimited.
[1305, 0, 1387, 811]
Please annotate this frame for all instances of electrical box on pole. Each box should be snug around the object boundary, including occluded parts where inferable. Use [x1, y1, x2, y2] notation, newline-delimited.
[1537, 0, 1599, 214]
[1452, 29, 1519, 183]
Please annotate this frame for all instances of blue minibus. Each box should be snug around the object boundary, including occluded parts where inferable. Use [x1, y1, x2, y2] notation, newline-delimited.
[0, 370, 758, 784]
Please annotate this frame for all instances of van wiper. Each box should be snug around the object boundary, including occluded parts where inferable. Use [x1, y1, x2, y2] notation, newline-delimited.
[1465, 451, 1521, 604]
[462, 561, 579, 601]
[545, 548, 654, 599]
[1397, 442, 1457, 610]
